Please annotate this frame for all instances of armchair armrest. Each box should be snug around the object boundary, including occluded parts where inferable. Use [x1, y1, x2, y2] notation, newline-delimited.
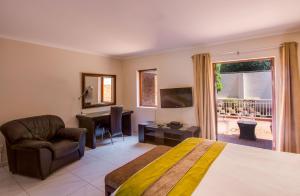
[56, 128, 87, 142]
[11, 140, 53, 151]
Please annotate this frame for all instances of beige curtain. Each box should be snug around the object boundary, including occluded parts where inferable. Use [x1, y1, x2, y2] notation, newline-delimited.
[192, 53, 217, 140]
[279, 42, 300, 153]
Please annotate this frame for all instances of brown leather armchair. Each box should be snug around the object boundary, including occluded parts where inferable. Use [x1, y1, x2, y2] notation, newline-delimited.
[0, 115, 86, 179]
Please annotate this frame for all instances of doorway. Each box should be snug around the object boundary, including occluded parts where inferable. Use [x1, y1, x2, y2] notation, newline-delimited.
[214, 58, 275, 149]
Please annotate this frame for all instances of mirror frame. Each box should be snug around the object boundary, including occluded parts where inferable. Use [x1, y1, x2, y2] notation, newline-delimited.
[81, 73, 117, 109]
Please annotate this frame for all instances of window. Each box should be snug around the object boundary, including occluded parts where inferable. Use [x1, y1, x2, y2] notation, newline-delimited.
[138, 69, 157, 107]
[101, 76, 114, 103]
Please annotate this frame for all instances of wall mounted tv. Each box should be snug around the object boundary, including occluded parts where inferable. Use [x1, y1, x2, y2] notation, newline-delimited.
[160, 87, 193, 108]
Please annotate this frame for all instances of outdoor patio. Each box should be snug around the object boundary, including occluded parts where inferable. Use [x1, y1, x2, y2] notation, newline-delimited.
[215, 60, 273, 149]
[217, 117, 272, 149]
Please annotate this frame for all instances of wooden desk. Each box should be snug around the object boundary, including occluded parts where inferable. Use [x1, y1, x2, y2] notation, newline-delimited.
[76, 110, 133, 149]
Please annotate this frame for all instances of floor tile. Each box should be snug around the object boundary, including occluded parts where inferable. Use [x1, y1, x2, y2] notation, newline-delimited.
[67, 184, 104, 196]
[16, 173, 87, 196]
[70, 159, 116, 179]
[63, 153, 100, 172]
[0, 136, 155, 196]
[86, 174, 106, 191]
[0, 168, 27, 196]
[30, 176, 85, 196]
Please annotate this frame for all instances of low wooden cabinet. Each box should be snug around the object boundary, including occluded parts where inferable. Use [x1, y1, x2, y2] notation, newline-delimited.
[139, 123, 200, 147]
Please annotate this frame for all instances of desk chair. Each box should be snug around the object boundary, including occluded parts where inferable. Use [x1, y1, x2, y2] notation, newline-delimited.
[109, 106, 124, 144]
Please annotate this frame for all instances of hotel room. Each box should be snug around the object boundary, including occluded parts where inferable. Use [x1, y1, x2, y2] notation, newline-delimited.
[0, 0, 300, 195]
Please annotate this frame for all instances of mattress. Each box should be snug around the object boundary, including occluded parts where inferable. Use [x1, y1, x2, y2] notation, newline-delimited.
[114, 139, 300, 196]
[193, 143, 300, 196]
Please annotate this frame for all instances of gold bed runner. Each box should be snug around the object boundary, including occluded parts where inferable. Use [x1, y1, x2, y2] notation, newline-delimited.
[143, 140, 215, 196]
[168, 141, 226, 196]
[115, 138, 226, 196]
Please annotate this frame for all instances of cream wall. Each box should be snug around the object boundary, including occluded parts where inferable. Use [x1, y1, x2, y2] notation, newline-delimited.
[122, 32, 300, 148]
[122, 49, 196, 133]
[0, 38, 123, 163]
[1, 31, 300, 162]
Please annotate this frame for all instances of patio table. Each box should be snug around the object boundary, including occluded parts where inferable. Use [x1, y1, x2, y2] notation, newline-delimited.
[237, 120, 257, 140]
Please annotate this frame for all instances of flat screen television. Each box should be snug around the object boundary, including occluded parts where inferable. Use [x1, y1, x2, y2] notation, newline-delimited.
[160, 87, 193, 108]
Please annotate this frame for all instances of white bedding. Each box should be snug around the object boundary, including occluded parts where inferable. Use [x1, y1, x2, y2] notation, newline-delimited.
[192, 143, 300, 196]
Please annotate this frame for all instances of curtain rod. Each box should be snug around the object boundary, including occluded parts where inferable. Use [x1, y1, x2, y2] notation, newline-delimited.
[210, 46, 279, 57]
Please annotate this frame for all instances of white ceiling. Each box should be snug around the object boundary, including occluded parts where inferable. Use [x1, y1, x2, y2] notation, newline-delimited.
[1, 0, 300, 58]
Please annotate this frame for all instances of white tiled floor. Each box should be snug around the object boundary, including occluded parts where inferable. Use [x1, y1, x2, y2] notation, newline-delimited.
[0, 136, 155, 196]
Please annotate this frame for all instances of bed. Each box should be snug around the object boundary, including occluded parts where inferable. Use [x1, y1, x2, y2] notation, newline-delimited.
[105, 138, 300, 196]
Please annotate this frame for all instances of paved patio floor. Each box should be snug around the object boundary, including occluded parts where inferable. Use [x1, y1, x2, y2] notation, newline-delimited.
[217, 117, 273, 150]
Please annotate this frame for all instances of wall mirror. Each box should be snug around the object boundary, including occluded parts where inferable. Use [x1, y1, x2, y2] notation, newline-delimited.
[81, 73, 116, 108]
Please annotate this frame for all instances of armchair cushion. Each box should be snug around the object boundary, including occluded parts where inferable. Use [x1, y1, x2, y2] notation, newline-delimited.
[50, 139, 79, 159]
[11, 138, 80, 161]
[56, 128, 87, 141]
